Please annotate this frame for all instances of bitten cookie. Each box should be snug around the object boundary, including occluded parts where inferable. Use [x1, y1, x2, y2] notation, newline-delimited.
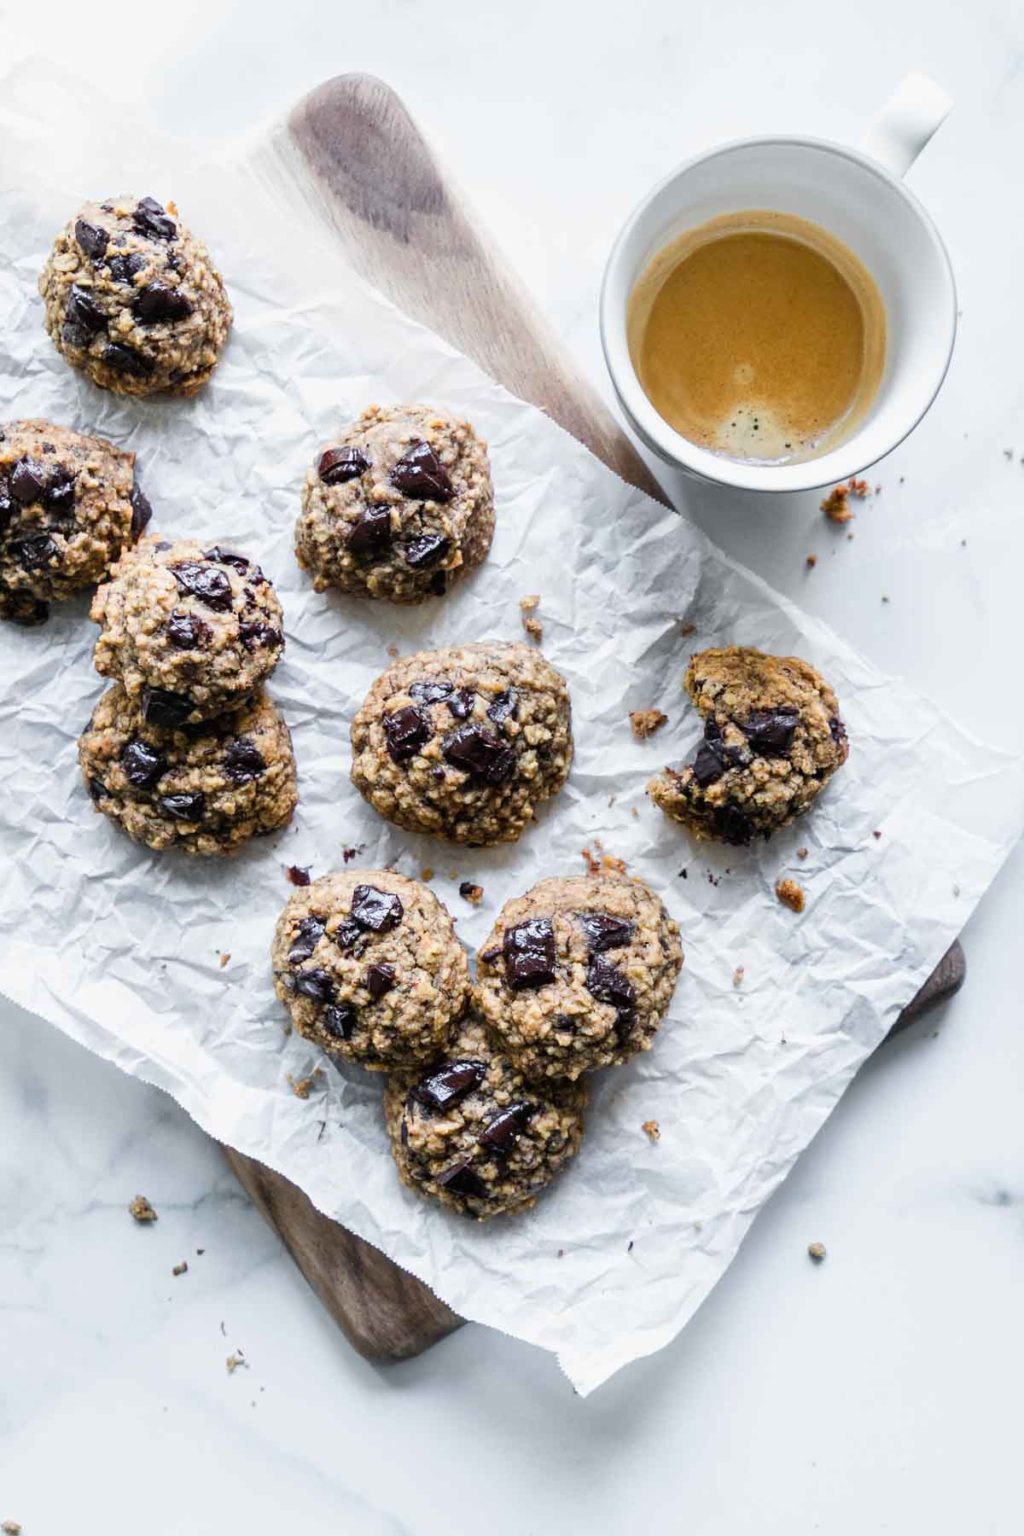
[79, 683, 296, 856]
[295, 404, 494, 603]
[649, 646, 849, 845]
[271, 870, 469, 1070]
[39, 194, 231, 396]
[91, 536, 284, 726]
[475, 874, 683, 1082]
[385, 1013, 586, 1219]
[0, 418, 149, 625]
[350, 641, 573, 847]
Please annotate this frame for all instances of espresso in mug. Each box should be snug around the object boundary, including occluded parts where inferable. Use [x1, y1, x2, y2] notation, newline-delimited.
[627, 210, 886, 464]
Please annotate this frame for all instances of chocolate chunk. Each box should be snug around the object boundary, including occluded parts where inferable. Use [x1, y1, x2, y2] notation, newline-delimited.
[577, 911, 634, 952]
[13, 533, 58, 569]
[409, 680, 453, 705]
[743, 705, 800, 755]
[447, 688, 475, 720]
[103, 342, 154, 377]
[171, 561, 233, 611]
[223, 737, 265, 784]
[350, 884, 404, 932]
[323, 1004, 356, 1040]
[239, 620, 281, 651]
[44, 466, 76, 517]
[286, 865, 311, 886]
[389, 440, 453, 502]
[414, 1058, 486, 1112]
[383, 704, 430, 763]
[331, 918, 364, 952]
[133, 282, 193, 324]
[160, 791, 205, 822]
[479, 1102, 533, 1152]
[829, 716, 848, 748]
[120, 738, 165, 790]
[503, 918, 557, 990]
[347, 504, 393, 559]
[442, 723, 515, 785]
[142, 686, 192, 728]
[107, 252, 146, 283]
[429, 570, 448, 597]
[166, 610, 209, 650]
[202, 546, 250, 573]
[404, 533, 450, 568]
[288, 915, 325, 966]
[133, 197, 177, 241]
[10, 458, 47, 504]
[365, 962, 396, 1000]
[712, 805, 755, 846]
[129, 483, 153, 542]
[0, 482, 12, 533]
[66, 285, 106, 337]
[87, 776, 108, 802]
[318, 446, 369, 484]
[692, 738, 728, 787]
[486, 688, 518, 726]
[75, 219, 108, 259]
[479, 946, 500, 966]
[437, 1158, 488, 1201]
[585, 954, 636, 1015]
[292, 967, 334, 1002]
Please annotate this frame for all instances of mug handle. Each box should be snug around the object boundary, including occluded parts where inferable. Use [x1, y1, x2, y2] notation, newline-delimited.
[860, 71, 953, 178]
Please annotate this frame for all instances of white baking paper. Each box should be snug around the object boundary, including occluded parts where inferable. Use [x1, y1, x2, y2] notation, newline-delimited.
[0, 59, 1021, 1396]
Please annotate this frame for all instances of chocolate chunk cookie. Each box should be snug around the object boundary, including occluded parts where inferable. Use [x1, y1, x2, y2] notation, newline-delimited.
[384, 1013, 586, 1218]
[0, 419, 145, 624]
[91, 536, 284, 725]
[649, 646, 849, 845]
[78, 683, 296, 855]
[350, 641, 573, 846]
[295, 404, 494, 603]
[475, 874, 683, 1081]
[272, 869, 469, 1070]
[39, 195, 231, 396]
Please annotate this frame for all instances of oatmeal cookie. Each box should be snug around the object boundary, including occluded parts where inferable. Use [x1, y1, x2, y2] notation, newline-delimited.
[272, 869, 469, 1070]
[350, 641, 572, 847]
[475, 874, 683, 1081]
[0, 418, 148, 623]
[79, 683, 296, 855]
[91, 535, 284, 725]
[39, 194, 231, 396]
[295, 404, 494, 603]
[385, 1013, 586, 1218]
[649, 646, 849, 845]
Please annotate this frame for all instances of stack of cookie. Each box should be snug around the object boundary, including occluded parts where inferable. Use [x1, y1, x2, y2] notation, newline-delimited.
[78, 535, 297, 855]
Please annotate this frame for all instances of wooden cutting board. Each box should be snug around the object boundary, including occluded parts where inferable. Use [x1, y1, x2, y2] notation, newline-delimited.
[222, 73, 966, 1365]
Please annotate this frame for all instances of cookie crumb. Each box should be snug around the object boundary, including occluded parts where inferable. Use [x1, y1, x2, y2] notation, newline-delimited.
[807, 1241, 827, 1264]
[129, 1194, 157, 1224]
[219, 952, 230, 968]
[420, 866, 434, 882]
[288, 1070, 323, 1100]
[582, 841, 627, 876]
[519, 594, 543, 643]
[458, 880, 484, 905]
[732, 965, 744, 988]
[680, 621, 696, 637]
[342, 843, 366, 864]
[797, 846, 808, 859]
[386, 643, 400, 658]
[775, 877, 806, 914]
[172, 1261, 188, 1277]
[2, 1521, 22, 1534]
[821, 478, 869, 523]
[805, 553, 817, 568]
[629, 708, 667, 740]
[226, 1351, 248, 1374]
[642, 1120, 660, 1142]
[286, 864, 311, 887]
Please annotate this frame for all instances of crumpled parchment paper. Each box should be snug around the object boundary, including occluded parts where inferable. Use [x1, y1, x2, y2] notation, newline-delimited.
[0, 59, 1021, 1395]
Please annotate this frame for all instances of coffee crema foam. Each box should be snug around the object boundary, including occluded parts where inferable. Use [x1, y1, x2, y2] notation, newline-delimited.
[627, 210, 887, 465]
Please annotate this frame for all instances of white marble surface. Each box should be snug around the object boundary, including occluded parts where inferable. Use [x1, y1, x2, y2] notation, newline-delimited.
[3, 1, 1024, 1530]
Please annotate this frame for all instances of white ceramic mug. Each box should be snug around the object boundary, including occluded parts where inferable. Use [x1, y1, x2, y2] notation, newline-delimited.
[600, 73, 956, 494]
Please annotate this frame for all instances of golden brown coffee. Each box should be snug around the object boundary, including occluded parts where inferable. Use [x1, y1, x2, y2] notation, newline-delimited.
[627, 211, 886, 464]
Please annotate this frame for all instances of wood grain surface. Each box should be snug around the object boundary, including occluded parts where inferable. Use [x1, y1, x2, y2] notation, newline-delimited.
[223, 72, 966, 1365]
